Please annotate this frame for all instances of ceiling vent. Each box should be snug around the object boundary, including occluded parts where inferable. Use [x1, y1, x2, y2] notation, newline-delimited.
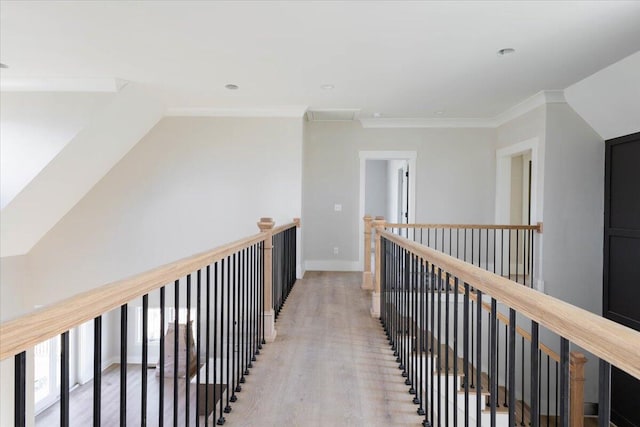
[306, 109, 360, 122]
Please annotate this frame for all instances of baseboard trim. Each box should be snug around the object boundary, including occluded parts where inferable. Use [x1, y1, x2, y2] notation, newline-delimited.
[304, 260, 360, 272]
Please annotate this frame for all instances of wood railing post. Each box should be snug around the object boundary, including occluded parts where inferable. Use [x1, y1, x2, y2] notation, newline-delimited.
[370, 216, 385, 318]
[258, 217, 277, 342]
[570, 351, 587, 427]
[362, 215, 373, 290]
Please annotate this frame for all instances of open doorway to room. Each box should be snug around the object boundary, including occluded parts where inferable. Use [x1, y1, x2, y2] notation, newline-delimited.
[495, 138, 540, 288]
[358, 151, 416, 270]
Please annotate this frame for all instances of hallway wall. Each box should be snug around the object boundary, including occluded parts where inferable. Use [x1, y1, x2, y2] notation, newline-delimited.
[303, 121, 496, 270]
[28, 116, 303, 309]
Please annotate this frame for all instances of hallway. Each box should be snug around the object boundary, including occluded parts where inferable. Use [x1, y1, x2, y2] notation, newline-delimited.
[228, 271, 423, 426]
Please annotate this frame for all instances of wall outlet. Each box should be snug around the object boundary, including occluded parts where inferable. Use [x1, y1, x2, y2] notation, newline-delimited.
[333, 247, 339, 255]
[334, 204, 342, 212]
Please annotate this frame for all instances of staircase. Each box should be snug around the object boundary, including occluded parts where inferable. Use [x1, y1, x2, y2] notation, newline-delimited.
[386, 299, 538, 427]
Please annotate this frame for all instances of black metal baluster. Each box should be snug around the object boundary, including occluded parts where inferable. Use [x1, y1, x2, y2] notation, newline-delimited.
[490, 298, 498, 425]
[463, 283, 470, 427]
[260, 241, 265, 348]
[531, 322, 540, 427]
[173, 280, 179, 427]
[14, 351, 26, 427]
[531, 229, 535, 288]
[142, 294, 149, 427]
[508, 229, 512, 283]
[61, 331, 70, 427]
[216, 261, 225, 426]
[444, 271, 450, 427]
[504, 324, 508, 408]
[120, 305, 127, 426]
[547, 354, 550, 427]
[205, 266, 211, 425]
[476, 290, 482, 425]
[508, 310, 516, 427]
[196, 270, 202, 424]
[599, 360, 611, 427]
[94, 316, 102, 427]
[560, 338, 569, 426]
[487, 310, 491, 406]
[496, 318, 500, 409]
[418, 257, 425, 417]
[555, 360, 559, 427]
[521, 335, 526, 426]
[159, 287, 165, 426]
[453, 276, 459, 427]
[230, 253, 238, 403]
[410, 253, 417, 397]
[516, 228, 520, 285]
[242, 248, 248, 379]
[430, 263, 435, 425]
[185, 276, 191, 426]
[470, 297, 475, 390]
[238, 250, 245, 386]
[225, 257, 232, 414]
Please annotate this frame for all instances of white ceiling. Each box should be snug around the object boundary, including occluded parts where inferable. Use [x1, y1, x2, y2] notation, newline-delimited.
[1, 1, 639, 119]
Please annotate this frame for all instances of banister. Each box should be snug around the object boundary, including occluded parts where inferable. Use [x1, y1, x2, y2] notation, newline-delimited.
[271, 220, 299, 236]
[0, 230, 270, 361]
[380, 229, 640, 380]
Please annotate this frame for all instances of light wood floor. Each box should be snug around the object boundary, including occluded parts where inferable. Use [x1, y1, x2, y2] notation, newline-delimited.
[37, 271, 424, 426]
[226, 271, 423, 426]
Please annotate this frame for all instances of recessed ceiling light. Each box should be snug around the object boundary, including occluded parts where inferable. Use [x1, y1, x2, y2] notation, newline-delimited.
[435, 110, 444, 115]
[321, 84, 334, 90]
[373, 112, 382, 118]
[0, 63, 8, 69]
[497, 48, 516, 56]
[225, 84, 239, 90]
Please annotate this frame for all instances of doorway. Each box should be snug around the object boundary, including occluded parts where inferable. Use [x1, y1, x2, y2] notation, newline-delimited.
[358, 151, 416, 270]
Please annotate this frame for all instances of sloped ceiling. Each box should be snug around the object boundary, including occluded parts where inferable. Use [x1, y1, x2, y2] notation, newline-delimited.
[0, 91, 115, 208]
[564, 51, 640, 141]
[0, 84, 165, 256]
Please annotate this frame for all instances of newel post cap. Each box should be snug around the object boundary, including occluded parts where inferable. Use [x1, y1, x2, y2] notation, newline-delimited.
[373, 216, 386, 229]
[258, 217, 275, 231]
[294, 218, 301, 228]
[363, 214, 373, 221]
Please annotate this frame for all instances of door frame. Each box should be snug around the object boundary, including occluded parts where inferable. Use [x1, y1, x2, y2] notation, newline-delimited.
[358, 151, 417, 270]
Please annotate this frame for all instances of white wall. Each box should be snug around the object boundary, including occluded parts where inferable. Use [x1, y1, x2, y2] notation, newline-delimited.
[543, 102, 604, 403]
[28, 116, 303, 308]
[303, 121, 496, 269]
[364, 160, 388, 218]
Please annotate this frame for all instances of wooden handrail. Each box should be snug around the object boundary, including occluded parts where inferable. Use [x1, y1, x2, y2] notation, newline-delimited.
[381, 230, 640, 380]
[272, 219, 299, 236]
[386, 222, 542, 232]
[0, 231, 269, 361]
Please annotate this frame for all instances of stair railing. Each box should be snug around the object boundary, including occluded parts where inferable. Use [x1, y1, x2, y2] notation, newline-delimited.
[1, 217, 299, 426]
[377, 228, 639, 427]
[362, 215, 542, 290]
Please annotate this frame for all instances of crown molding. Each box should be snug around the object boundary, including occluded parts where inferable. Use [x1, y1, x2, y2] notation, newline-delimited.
[492, 90, 566, 127]
[0, 78, 127, 92]
[359, 117, 496, 129]
[165, 106, 308, 118]
[359, 90, 566, 129]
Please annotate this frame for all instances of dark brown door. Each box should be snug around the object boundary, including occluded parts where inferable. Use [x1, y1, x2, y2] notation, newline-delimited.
[604, 131, 640, 427]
